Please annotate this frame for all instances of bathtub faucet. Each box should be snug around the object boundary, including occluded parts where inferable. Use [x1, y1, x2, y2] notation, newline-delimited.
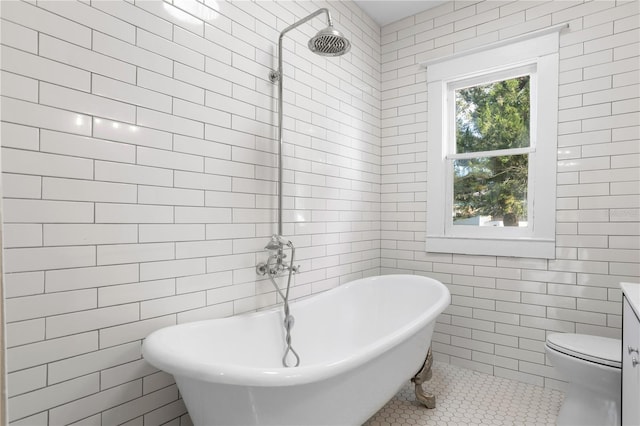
[256, 235, 300, 276]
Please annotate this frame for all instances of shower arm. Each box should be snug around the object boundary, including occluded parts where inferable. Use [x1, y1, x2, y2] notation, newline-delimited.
[270, 8, 333, 236]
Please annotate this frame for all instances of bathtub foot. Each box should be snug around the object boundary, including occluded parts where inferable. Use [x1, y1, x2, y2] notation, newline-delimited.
[411, 346, 436, 409]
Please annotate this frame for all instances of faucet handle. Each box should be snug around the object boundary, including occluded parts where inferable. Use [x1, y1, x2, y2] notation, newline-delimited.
[256, 262, 268, 276]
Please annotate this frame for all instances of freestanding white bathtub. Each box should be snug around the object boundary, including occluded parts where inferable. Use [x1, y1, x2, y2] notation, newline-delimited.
[142, 274, 450, 426]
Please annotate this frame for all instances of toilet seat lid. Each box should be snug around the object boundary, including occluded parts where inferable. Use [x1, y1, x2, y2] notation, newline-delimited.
[546, 333, 621, 368]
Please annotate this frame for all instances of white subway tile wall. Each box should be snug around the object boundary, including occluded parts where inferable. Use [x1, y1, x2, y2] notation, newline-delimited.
[0, 0, 638, 424]
[0, 0, 381, 423]
[380, 0, 639, 389]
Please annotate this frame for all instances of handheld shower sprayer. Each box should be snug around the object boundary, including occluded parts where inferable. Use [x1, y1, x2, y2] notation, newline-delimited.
[264, 234, 285, 251]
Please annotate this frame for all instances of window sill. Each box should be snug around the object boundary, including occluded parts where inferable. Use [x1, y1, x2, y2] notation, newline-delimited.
[425, 236, 555, 259]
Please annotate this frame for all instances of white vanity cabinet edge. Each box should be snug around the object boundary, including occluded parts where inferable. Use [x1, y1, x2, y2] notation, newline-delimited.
[622, 295, 640, 426]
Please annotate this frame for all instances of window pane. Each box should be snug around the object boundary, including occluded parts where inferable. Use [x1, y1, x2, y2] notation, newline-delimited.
[456, 76, 530, 154]
[453, 154, 528, 227]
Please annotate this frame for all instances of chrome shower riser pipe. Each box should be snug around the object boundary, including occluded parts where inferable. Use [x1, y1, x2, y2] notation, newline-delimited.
[272, 8, 333, 236]
[261, 8, 349, 368]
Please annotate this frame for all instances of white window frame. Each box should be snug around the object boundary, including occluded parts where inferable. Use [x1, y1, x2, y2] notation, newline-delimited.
[424, 26, 564, 259]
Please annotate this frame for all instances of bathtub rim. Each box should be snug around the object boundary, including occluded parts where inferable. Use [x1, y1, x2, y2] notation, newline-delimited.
[142, 274, 450, 387]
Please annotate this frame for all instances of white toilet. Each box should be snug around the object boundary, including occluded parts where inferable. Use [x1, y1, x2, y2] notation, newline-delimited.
[545, 333, 621, 426]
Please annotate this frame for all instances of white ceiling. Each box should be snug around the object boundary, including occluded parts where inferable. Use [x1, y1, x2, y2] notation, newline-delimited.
[353, 0, 446, 27]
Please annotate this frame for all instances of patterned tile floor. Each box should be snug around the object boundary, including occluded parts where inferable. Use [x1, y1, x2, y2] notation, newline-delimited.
[365, 362, 564, 426]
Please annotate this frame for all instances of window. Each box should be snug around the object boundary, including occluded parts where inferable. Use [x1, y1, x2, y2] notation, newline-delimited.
[424, 26, 564, 258]
[451, 70, 532, 230]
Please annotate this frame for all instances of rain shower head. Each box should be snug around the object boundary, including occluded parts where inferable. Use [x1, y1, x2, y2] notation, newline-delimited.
[308, 25, 351, 57]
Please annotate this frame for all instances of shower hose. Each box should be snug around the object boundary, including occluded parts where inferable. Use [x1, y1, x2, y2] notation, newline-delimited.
[266, 246, 300, 368]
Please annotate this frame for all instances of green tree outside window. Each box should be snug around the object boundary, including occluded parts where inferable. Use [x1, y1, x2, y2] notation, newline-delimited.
[453, 76, 530, 227]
